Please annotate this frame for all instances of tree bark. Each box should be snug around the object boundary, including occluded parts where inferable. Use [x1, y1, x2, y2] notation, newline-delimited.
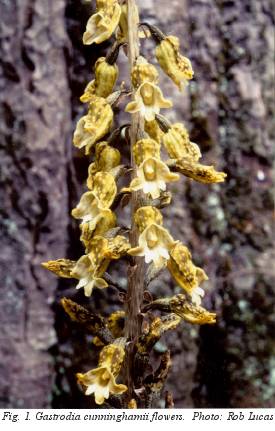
[141, 0, 275, 407]
[0, 0, 71, 407]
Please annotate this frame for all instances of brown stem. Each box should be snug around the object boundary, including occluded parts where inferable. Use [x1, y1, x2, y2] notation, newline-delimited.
[125, 0, 146, 399]
[165, 391, 175, 409]
[105, 41, 123, 65]
[139, 22, 166, 43]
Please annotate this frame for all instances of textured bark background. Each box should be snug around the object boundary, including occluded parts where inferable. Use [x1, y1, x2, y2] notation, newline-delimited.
[0, 0, 72, 407]
[0, 0, 274, 408]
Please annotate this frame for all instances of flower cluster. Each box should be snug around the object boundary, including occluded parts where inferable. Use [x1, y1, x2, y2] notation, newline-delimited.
[42, 0, 226, 408]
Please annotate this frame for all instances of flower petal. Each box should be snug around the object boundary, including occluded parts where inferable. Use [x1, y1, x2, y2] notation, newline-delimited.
[94, 277, 108, 289]
[125, 100, 143, 114]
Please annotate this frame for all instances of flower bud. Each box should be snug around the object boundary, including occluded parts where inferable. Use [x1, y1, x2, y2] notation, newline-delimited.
[134, 206, 163, 233]
[155, 35, 194, 90]
[133, 138, 161, 165]
[41, 259, 76, 278]
[87, 143, 121, 181]
[167, 242, 208, 303]
[162, 123, 201, 161]
[131, 56, 159, 89]
[145, 120, 164, 143]
[80, 57, 118, 101]
[170, 158, 227, 184]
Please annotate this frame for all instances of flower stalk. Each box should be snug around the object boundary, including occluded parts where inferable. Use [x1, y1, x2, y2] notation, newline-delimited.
[124, 0, 146, 398]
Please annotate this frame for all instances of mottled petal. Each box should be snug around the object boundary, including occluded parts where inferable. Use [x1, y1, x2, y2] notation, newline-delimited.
[134, 206, 163, 233]
[131, 56, 159, 88]
[169, 294, 216, 324]
[133, 138, 161, 165]
[71, 192, 101, 223]
[90, 172, 117, 207]
[156, 35, 194, 90]
[173, 158, 227, 184]
[167, 242, 208, 298]
[41, 259, 76, 278]
[94, 277, 108, 289]
[73, 116, 96, 151]
[83, 3, 121, 45]
[162, 123, 202, 161]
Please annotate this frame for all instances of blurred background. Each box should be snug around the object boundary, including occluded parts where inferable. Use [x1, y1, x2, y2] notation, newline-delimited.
[0, 0, 274, 408]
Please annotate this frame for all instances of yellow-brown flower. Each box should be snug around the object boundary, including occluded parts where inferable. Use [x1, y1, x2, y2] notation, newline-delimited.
[126, 157, 179, 199]
[42, 235, 128, 289]
[77, 343, 127, 404]
[125, 82, 172, 121]
[128, 223, 175, 268]
[80, 210, 117, 252]
[71, 254, 109, 297]
[146, 294, 216, 325]
[167, 242, 208, 305]
[72, 172, 117, 224]
[71, 234, 129, 297]
[83, 0, 121, 45]
[73, 96, 113, 154]
[156, 115, 226, 183]
[162, 123, 201, 161]
[155, 35, 194, 90]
